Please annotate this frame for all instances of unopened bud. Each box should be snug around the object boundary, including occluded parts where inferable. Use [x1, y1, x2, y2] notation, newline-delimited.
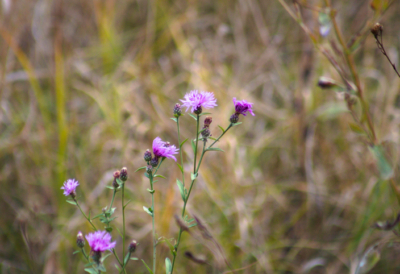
[203, 116, 212, 127]
[174, 103, 182, 117]
[112, 170, 120, 188]
[371, 23, 383, 38]
[102, 207, 107, 213]
[120, 167, 128, 181]
[317, 77, 337, 89]
[144, 149, 152, 162]
[129, 240, 137, 253]
[146, 165, 153, 174]
[193, 105, 202, 115]
[150, 157, 159, 167]
[201, 127, 210, 138]
[229, 113, 239, 124]
[76, 231, 85, 248]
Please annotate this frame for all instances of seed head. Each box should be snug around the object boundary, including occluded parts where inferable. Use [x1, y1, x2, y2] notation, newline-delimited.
[371, 23, 383, 38]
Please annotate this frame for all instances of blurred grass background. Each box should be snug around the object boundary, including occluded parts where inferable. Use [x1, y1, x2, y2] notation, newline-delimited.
[1, 0, 400, 273]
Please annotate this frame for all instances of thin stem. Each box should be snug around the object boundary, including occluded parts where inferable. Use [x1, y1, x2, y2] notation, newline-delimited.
[119, 251, 132, 274]
[122, 183, 127, 274]
[170, 123, 233, 273]
[73, 197, 97, 231]
[150, 172, 156, 274]
[112, 248, 124, 267]
[177, 117, 185, 187]
[109, 189, 116, 211]
[193, 114, 200, 174]
[81, 248, 90, 262]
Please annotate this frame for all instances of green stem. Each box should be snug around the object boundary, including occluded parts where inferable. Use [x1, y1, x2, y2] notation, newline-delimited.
[112, 248, 124, 267]
[109, 189, 116, 211]
[122, 183, 126, 274]
[193, 114, 200, 174]
[170, 123, 233, 273]
[81, 248, 89, 262]
[150, 172, 156, 274]
[119, 251, 132, 274]
[73, 197, 97, 231]
[177, 118, 185, 187]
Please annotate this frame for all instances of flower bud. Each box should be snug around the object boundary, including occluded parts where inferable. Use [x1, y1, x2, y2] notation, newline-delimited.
[173, 103, 182, 117]
[371, 23, 383, 38]
[128, 240, 137, 253]
[229, 113, 239, 124]
[201, 127, 210, 138]
[144, 149, 152, 162]
[193, 105, 202, 115]
[146, 165, 153, 174]
[112, 170, 120, 188]
[76, 231, 85, 248]
[203, 116, 212, 127]
[150, 157, 159, 167]
[120, 167, 128, 181]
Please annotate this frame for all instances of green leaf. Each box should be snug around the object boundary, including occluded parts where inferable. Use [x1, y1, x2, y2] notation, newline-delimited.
[115, 227, 123, 238]
[180, 138, 188, 148]
[105, 186, 115, 189]
[135, 166, 147, 172]
[109, 207, 116, 215]
[116, 178, 123, 185]
[123, 200, 132, 209]
[84, 262, 95, 267]
[176, 163, 183, 173]
[232, 122, 242, 126]
[176, 179, 186, 201]
[188, 113, 198, 121]
[349, 123, 365, 135]
[66, 199, 77, 205]
[170, 117, 177, 122]
[369, 145, 394, 180]
[101, 253, 112, 262]
[73, 250, 81, 254]
[124, 252, 131, 265]
[98, 264, 106, 272]
[218, 125, 225, 133]
[199, 112, 212, 116]
[143, 206, 153, 216]
[154, 174, 166, 179]
[141, 259, 154, 274]
[147, 188, 155, 194]
[191, 173, 198, 181]
[191, 139, 196, 153]
[208, 136, 217, 141]
[188, 222, 197, 228]
[115, 264, 121, 271]
[207, 147, 224, 152]
[92, 213, 103, 219]
[144, 172, 150, 179]
[130, 257, 139, 260]
[165, 257, 172, 274]
[84, 268, 98, 274]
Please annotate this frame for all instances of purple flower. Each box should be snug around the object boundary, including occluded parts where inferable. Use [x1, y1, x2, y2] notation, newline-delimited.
[152, 137, 179, 161]
[233, 98, 255, 116]
[61, 179, 79, 196]
[180, 90, 217, 113]
[85, 231, 116, 252]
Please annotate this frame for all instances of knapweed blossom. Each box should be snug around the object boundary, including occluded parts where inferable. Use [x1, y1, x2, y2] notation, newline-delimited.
[61, 179, 79, 197]
[85, 231, 116, 252]
[152, 137, 179, 161]
[180, 90, 217, 114]
[233, 98, 255, 116]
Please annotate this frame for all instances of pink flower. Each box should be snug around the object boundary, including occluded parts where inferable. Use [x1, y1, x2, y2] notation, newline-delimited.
[85, 231, 116, 252]
[233, 98, 255, 116]
[152, 137, 179, 161]
[180, 90, 217, 113]
[61, 179, 79, 196]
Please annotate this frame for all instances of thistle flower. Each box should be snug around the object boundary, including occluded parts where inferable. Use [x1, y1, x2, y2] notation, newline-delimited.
[61, 179, 79, 197]
[180, 90, 217, 114]
[85, 231, 116, 252]
[233, 98, 255, 116]
[152, 137, 179, 161]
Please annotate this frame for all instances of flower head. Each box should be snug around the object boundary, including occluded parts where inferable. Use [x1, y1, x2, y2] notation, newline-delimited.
[85, 231, 116, 252]
[61, 179, 79, 197]
[180, 90, 217, 113]
[233, 98, 255, 116]
[152, 137, 179, 161]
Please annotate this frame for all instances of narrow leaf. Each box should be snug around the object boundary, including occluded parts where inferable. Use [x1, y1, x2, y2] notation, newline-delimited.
[199, 112, 212, 116]
[218, 125, 225, 133]
[123, 200, 132, 209]
[84, 268, 98, 274]
[188, 113, 197, 121]
[369, 145, 394, 180]
[207, 147, 224, 152]
[105, 186, 114, 189]
[66, 200, 77, 205]
[188, 222, 198, 228]
[143, 206, 153, 216]
[165, 257, 172, 274]
[191, 173, 198, 181]
[180, 138, 188, 148]
[154, 174, 166, 179]
[232, 122, 242, 126]
[135, 166, 147, 172]
[176, 179, 186, 201]
[170, 117, 177, 122]
[124, 252, 131, 265]
[141, 259, 154, 274]
[130, 257, 139, 260]
[176, 163, 183, 173]
[191, 139, 196, 153]
[73, 250, 81, 254]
